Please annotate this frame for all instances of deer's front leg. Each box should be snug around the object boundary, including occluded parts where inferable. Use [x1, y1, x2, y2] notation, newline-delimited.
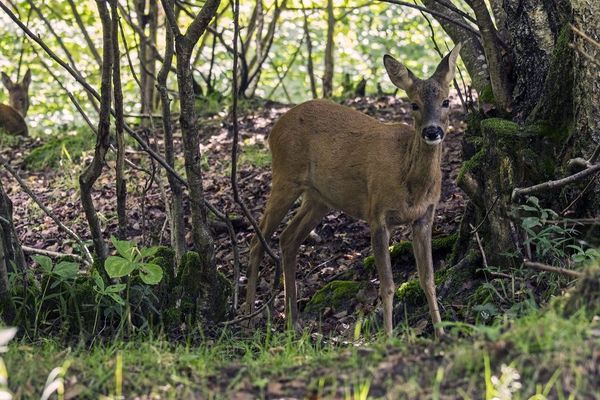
[412, 205, 444, 338]
[371, 223, 394, 336]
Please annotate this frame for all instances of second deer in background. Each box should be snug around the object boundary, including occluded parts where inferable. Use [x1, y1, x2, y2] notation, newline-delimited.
[0, 69, 31, 136]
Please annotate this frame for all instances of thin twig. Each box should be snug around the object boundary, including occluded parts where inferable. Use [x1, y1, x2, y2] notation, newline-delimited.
[221, 292, 277, 326]
[378, 0, 481, 37]
[230, 0, 281, 316]
[470, 224, 488, 269]
[21, 245, 84, 262]
[0, 158, 93, 265]
[522, 259, 582, 279]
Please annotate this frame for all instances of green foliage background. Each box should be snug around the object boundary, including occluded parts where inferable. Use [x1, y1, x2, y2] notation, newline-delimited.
[0, 0, 450, 136]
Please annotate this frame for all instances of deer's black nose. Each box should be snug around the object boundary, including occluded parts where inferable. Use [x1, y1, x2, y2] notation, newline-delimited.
[422, 126, 444, 143]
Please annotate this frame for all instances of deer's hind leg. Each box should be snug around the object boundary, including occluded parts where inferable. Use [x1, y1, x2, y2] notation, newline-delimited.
[246, 180, 302, 316]
[279, 193, 329, 329]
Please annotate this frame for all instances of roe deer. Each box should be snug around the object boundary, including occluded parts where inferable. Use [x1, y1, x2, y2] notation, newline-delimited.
[0, 69, 31, 136]
[246, 44, 462, 338]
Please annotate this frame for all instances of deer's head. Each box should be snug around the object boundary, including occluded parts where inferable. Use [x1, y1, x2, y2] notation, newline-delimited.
[2, 69, 31, 117]
[383, 44, 461, 146]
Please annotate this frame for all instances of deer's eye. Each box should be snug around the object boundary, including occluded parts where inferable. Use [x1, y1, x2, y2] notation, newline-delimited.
[411, 103, 419, 111]
[442, 99, 450, 108]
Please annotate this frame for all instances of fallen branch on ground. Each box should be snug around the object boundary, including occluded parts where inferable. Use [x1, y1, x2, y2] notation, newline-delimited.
[0, 157, 94, 266]
[21, 246, 84, 262]
[523, 259, 582, 279]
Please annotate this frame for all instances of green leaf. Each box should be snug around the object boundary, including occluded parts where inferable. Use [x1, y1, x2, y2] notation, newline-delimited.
[105, 256, 136, 278]
[138, 263, 163, 285]
[108, 293, 125, 306]
[106, 283, 126, 293]
[111, 235, 135, 261]
[526, 196, 540, 208]
[522, 217, 541, 229]
[92, 271, 105, 291]
[139, 246, 159, 260]
[53, 261, 79, 279]
[33, 255, 53, 274]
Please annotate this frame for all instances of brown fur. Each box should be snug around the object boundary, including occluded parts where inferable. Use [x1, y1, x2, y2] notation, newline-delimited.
[0, 69, 31, 136]
[246, 45, 462, 338]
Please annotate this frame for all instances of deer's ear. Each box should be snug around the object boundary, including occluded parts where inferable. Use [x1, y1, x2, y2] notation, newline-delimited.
[1, 72, 13, 90]
[383, 54, 416, 92]
[432, 43, 462, 86]
[22, 69, 31, 88]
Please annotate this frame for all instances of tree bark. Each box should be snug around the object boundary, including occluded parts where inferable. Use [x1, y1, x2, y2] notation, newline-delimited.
[161, 0, 220, 263]
[157, 9, 186, 263]
[111, 0, 127, 239]
[79, 0, 113, 269]
[322, 0, 335, 98]
[135, 0, 159, 119]
[0, 179, 21, 323]
[570, 0, 600, 215]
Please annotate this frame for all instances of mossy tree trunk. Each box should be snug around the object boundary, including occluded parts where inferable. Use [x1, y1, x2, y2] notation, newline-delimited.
[0, 179, 21, 322]
[450, 0, 600, 266]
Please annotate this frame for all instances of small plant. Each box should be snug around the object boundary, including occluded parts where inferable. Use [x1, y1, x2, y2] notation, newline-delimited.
[32, 255, 81, 337]
[105, 236, 163, 285]
[518, 196, 597, 270]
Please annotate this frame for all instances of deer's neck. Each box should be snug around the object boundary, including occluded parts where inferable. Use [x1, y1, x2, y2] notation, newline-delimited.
[403, 131, 443, 197]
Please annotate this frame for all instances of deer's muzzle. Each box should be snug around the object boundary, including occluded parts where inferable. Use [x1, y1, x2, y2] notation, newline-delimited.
[421, 126, 444, 145]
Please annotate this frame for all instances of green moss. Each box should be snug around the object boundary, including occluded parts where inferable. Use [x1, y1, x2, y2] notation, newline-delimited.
[457, 149, 485, 184]
[526, 25, 573, 140]
[305, 280, 364, 313]
[478, 84, 494, 104]
[395, 279, 424, 303]
[152, 246, 176, 287]
[395, 268, 449, 304]
[176, 251, 232, 323]
[363, 234, 458, 270]
[480, 118, 518, 137]
[24, 132, 93, 170]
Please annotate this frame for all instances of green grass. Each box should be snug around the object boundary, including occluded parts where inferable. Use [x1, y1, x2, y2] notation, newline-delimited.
[239, 144, 271, 168]
[4, 301, 598, 399]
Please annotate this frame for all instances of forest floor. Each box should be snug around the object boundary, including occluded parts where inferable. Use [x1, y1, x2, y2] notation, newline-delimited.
[1, 96, 599, 399]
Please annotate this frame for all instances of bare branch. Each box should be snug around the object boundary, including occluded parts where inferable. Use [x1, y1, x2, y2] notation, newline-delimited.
[0, 158, 93, 265]
[378, 0, 481, 36]
[523, 259, 582, 279]
[512, 163, 600, 201]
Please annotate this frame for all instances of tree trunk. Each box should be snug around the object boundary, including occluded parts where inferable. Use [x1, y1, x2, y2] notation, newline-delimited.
[135, 0, 159, 120]
[79, 0, 113, 269]
[449, 0, 600, 264]
[0, 179, 20, 323]
[322, 0, 335, 98]
[570, 0, 600, 216]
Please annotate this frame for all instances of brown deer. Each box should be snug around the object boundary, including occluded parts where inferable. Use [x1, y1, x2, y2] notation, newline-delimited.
[0, 69, 31, 136]
[246, 44, 462, 338]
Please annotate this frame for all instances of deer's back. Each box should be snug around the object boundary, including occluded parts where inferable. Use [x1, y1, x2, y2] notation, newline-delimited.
[0, 103, 28, 136]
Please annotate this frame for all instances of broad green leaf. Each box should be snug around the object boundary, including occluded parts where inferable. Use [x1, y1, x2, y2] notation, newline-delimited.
[111, 235, 135, 261]
[33, 255, 53, 274]
[105, 256, 136, 278]
[138, 263, 163, 285]
[53, 261, 80, 279]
